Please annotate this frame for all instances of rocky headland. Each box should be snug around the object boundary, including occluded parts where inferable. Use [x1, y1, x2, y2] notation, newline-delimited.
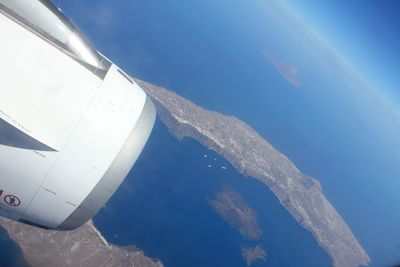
[0, 217, 162, 267]
[137, 79, 370, 267]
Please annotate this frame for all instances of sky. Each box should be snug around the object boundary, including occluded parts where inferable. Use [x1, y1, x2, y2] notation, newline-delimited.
[282, 0, 400, 116]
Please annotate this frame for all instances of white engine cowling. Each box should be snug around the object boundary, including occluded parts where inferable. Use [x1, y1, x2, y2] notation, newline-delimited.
[0, 0, 156, 230]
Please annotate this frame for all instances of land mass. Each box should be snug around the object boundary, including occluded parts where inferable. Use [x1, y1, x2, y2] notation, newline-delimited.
[208, 186, 262, 240]
[0, 217, 163, 267]
[241, 244, 267, 266]
[137, 79, 370, 267]
[261, 51, 301, 88]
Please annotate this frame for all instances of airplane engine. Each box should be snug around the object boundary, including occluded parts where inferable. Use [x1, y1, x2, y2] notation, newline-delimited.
[0, 0, 156, 230]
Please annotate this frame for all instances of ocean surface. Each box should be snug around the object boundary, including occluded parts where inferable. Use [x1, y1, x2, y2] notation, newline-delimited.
[93, 119, 332, 267]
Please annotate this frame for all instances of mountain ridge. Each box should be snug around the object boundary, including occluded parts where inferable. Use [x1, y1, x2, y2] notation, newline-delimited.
[137, 78, 370, 267]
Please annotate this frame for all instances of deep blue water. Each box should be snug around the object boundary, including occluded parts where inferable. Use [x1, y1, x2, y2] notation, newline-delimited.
[94, 119, 332, 267]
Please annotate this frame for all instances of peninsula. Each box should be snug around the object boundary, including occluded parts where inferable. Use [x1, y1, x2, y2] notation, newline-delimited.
[136, 79, 370, 267]
[0, 217, 163, 267]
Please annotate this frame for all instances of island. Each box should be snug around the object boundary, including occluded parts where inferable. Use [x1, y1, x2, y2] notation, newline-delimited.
[136, 79, 371, 267]
[0, 217, 163, 267]
[261, 51, 301, 88]
[240, 244, 267, 266]
[208, 187, 262, 240]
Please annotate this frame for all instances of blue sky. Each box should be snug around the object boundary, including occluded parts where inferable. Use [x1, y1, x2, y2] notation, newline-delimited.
[282, 0, 400, 115]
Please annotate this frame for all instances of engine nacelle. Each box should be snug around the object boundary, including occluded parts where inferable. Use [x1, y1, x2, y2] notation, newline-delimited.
[0, 0, 155, 230]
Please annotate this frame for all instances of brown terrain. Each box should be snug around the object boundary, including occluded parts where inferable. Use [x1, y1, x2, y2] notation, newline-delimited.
[208, 186, 262, 240]
[0, 217, 162, 267]
[137, 78, 370, 267]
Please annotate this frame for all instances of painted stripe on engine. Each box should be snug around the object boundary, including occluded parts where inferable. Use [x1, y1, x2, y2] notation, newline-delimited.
[0, 118, 57, 151]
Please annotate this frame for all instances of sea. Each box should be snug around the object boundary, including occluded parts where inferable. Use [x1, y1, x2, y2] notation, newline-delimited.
[93, 118, 332, 267]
